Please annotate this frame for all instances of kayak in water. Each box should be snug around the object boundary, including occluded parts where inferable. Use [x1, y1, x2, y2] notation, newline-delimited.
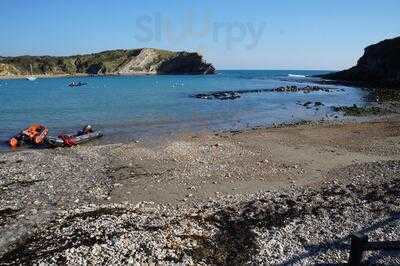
[8, 124, 49, 148]
[69, 82, 88, 87]
[47, 125, 103, 148]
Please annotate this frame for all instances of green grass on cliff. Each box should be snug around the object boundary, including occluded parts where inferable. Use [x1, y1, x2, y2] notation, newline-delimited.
[153, 49, 176, 60]
[0, 49, 180, 76]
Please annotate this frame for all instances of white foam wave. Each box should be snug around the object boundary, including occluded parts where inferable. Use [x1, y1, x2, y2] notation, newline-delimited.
[288, 74, 307, 78]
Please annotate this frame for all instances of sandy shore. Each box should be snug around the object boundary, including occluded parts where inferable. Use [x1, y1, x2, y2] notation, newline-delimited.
[1, 117, 400, 264]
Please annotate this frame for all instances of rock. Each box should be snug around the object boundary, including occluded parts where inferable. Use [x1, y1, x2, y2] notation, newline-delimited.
[272, 85, 325, 93]
[192, 86, 328, 101]
[194, 91, 241, 100]
[0, 63, 21, 76]
[156, 52, 215, 75]
[319, 36, 400, 88]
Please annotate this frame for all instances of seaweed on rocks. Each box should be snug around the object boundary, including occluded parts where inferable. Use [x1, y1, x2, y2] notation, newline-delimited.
[374, 88, 400, 102]
[333, 104, 383, 116]
[272, 85, 330, 93]
[194, 91, 241, 100]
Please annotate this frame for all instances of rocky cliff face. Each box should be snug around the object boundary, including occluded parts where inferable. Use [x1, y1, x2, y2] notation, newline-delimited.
[0, 63, 21, 76]
[156, 52, 215, 74]
[320, 37, 400, 88]
[0, 48, 215, 77]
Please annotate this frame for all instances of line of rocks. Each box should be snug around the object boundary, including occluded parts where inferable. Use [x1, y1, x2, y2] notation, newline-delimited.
[272, 85, 331, 93]
[192, 85, 332, 100]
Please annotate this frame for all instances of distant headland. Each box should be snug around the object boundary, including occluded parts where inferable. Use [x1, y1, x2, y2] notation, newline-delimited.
[319, 36, 400, 89]
[0, 48, 215, 77]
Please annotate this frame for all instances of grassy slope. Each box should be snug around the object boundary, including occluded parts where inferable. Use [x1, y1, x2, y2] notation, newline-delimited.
[0, 49, 178, 76]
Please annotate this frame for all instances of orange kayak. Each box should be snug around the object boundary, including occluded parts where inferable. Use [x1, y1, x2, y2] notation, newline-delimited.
[8, 124, 49, 148]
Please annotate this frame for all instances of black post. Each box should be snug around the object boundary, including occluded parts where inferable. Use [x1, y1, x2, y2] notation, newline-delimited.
[349, 233, 368, 265]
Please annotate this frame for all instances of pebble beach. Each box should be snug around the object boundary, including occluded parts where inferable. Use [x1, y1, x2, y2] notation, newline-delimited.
[1, 114, 400, 264]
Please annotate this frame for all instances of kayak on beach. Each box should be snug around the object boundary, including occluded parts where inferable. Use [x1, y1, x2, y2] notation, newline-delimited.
[7, 125, 102, 149]
[47, 127, 103, 148]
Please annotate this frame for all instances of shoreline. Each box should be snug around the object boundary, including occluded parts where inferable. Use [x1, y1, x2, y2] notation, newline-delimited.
[0, 109, 398, 154]
[0, 70, 219, 81]
[0, 112, 395, 154]
[1, 116, 400, 263]
[0, 72, 158, 81]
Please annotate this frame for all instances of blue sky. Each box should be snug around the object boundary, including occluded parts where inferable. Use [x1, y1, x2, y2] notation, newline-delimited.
[1, 0, 399, 70]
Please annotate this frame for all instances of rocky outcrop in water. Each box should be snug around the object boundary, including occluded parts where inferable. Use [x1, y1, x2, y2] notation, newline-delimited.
[319, 37, 400, 88]
[194, 91, 242, 100]
[156, 52, 215, 75]
[192, 85, 331, 100]
[272, 85, 330, 93]
[0, 48, 215, 77]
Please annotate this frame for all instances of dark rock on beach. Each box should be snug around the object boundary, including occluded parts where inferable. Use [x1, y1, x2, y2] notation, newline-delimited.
[319, 36, 400, 88]
[333, 104, 383, 116]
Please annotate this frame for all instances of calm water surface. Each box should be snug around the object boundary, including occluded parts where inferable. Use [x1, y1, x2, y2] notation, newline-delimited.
[0, 70, 370, 150]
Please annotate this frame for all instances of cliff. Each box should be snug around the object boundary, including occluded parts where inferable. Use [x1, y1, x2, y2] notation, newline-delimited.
[0, 48, 215, 77]
[319, 37, 400, 88]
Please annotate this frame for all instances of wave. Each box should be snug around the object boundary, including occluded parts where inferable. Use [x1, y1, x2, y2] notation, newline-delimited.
[288, 74, 307, 78]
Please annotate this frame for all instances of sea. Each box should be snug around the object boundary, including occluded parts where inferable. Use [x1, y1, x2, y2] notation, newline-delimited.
[0, 70, 371, 150]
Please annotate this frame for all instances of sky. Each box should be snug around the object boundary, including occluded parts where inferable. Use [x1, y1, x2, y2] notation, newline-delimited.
[0, 0, 399, 70]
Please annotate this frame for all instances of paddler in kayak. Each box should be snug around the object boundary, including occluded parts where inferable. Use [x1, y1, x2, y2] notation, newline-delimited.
[69, 82, 87, 87]
[77, 125, 94, 135]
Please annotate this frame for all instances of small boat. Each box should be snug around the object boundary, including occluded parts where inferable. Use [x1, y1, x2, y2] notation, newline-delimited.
[8, 124, 49, 148]
[47, 125, 103, 148]
[26, 64, 37, 81]
[69, 82, 87, 87]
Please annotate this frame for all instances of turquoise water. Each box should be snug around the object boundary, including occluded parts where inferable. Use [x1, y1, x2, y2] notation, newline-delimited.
[0, 70, 369, 149]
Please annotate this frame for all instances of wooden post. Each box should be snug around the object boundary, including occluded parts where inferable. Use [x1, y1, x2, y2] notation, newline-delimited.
[349, 233, 368, 265]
